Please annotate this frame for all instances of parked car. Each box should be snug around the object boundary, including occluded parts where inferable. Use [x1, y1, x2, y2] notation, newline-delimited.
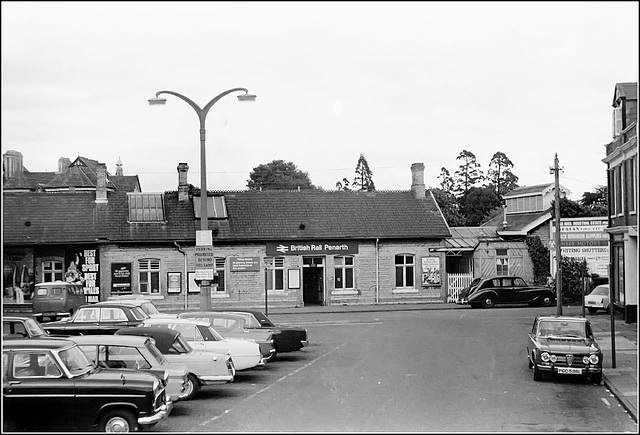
[139, 317, 265, 371]
[526, 315, 603, 383]
[455, 277, 482, 304]
[41, 301, 149, 335]
[31, 281, 86, 322]
[3, 337, 172, 432]
[3, 316, 50, 339]
[585, 284, 611, 314]
[179, 311, 277, 362]
[458, 275, 555, 309]
[107, 295, 178, 318]
[70, 334, 190, 403]
[115, 326, 235, 399]
[215, 309, 309, 353]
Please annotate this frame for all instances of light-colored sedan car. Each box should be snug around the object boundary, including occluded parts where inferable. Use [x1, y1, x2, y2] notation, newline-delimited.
[115, 326, 235, 400]
[179, 311, 277, 362]
[70, 334, 190, 403]
[107, 296, 178, 319]
[140, 318, 266, 371]
[585, 284, 610, 314]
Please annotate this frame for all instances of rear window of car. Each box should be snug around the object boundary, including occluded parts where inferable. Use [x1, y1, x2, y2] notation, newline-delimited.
[590, 286, 609, 296]
[130, 307, 149, 321]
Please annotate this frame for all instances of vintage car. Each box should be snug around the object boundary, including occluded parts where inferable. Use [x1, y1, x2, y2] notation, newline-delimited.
[585, 284, 611, 314]
[3, 337, 172, 432]
[41, 301, 149, 335]
[115, 326, 235, 399]
[526, 315, 603, 383]
[70, 334, 189, 403]
[458, 275, 555, 309]
[216, 309, 309, 353]
[139, 318, 266, 371]
[3, 315, 50, 339]
[179, 311, 277, 362]
[107, 295, 178, 318]
[455, 277, 482, 304]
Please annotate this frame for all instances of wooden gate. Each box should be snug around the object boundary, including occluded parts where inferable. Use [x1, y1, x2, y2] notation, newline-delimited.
[447, 273, 474, 302]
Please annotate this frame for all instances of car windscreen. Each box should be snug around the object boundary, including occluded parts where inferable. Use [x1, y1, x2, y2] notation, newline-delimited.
[589, 286, 609, 296]
[538, 320, 586, 338]
[57, 345, 94, 375]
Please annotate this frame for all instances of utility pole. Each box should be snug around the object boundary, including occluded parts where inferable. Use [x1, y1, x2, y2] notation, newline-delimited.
[549, 153, 563, 316]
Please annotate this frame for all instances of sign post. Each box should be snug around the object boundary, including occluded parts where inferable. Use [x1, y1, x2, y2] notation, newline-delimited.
[195, 230, 214, 310]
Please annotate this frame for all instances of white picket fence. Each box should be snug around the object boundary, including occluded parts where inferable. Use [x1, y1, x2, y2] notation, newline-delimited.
[447, 273, 474, 302]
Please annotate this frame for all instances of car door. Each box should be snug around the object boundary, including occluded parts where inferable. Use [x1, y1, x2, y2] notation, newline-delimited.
[98, 307, 138, 334]
[3, 350, 75, 429]
[66, 306, 101, 334]
[512, 277, 534, 302]
[497, 277, 517, 303]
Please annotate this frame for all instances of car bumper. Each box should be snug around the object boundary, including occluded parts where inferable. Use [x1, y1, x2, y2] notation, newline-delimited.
[138, 400, 173, 426]
[301, 340, 309, 347]
[199, 374, 234, 385]
[535, 363, 602, 375]
[456, 299, 469, 305]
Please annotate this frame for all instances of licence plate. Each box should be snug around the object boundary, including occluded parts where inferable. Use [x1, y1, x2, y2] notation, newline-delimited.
[587, 301, 596, 304]
[557, 367, 582, 375]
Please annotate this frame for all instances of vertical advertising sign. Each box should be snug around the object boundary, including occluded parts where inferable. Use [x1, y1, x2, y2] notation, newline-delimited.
[111, 263, 132, 295]
[551, 217, 609, 277]
[66, 248, 100, 303]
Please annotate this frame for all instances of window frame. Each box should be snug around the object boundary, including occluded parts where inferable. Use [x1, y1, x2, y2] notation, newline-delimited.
[394, 254, 415, 288]
[138, 259, 161, 294]
[265, 257, 285, 291]
[334, 255, 355, 290]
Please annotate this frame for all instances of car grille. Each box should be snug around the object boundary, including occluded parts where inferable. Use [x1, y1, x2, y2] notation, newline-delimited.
[551, 354, 588, 368]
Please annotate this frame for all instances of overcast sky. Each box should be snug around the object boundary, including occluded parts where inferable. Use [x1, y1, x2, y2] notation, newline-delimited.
[2, 1, 638, 200]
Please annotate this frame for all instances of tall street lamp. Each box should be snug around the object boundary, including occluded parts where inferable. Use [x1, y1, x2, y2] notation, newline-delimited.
[149, 88, 256, 310]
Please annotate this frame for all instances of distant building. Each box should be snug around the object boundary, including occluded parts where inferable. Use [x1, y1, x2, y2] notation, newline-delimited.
[602, 82, 637, 323]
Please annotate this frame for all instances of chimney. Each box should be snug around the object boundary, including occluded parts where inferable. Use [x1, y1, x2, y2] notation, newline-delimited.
[410, 163, 426, 199]
[95, 163, 108, 203]
[177, 163, 189, 202]
[58, 157, 71, 173]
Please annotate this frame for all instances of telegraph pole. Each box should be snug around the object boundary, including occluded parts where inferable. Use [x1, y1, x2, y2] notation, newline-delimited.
[550, 153, 563, 315]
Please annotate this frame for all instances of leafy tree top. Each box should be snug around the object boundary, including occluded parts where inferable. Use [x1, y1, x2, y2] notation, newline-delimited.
[247, 160, 315, 190]
[336, 154, 375, 191]
[453, 150, 484, 197]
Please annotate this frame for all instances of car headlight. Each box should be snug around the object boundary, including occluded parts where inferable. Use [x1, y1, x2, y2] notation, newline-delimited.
[549, 354, 557, 363]
[586, 354, 599, 364]
[541, 352, 550, 362]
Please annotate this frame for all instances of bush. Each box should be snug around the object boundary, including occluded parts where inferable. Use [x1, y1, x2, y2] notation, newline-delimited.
[548, 257, 590, 304]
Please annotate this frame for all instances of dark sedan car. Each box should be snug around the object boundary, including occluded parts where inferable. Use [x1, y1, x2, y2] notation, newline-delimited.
[41, 302, 149, 335]
[3, 337, 172, 432]
[3, 316, 50, 339]
[214, 309, 309, 353]
[458, 275, 555, 309]
[526, 315, 603, 383]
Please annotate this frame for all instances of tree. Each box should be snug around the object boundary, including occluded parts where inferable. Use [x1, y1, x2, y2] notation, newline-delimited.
[457, 186, 503, 226]
[352, 154, 376, 191]
[437, 167, 455, 192]
[453, 150, 484, 197]
[431, 188, 466, 226]
[580, 186, 608, 216]
[247, 160, 315, 190]
[486, 151, 519, 196]
[335, 154, 376, 191]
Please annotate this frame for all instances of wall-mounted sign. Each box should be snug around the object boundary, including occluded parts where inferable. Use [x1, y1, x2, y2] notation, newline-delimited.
[230, 257, 260, 272]
[266, 241, 359, 256]
[67, 248, 100, 302]
[421, 256, 441, 286]
[167, 272, 181, 294]
[552, 217, 609, 277]
[111, 263, 132, 295]
[194, 245, 215, 269]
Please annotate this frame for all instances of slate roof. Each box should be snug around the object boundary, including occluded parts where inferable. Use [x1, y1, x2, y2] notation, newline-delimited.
[3, 189, 451, 246]
[482, 208, 551, 233]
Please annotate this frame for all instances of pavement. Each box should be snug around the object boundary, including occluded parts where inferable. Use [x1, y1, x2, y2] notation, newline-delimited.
[267, 302, 638, 423]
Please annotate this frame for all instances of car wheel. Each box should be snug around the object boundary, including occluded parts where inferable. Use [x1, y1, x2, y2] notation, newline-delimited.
[98, 409, 137, 432]
[539, 295, 553, 307]
[183, 373, 200, 400]
[591, 372, 603, 384]
[588, 307, 598, 314]
[481, 296, 496, 309]
[533, 363, 543, 381]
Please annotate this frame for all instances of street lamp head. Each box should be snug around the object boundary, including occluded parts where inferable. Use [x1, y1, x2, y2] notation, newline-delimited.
[237, 93, 257, 102]
[148, 97, 167, 106]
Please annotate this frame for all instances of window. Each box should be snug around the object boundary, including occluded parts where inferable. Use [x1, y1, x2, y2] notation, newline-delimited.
[334, 256, 354, 289]
[395, 255, 414, 288]
[496, 249, 508, 275]
[43, 261, 63, 282]
[265, 257, 284, 291]
[139, 259, 160, 294]
[13, 352, 61, 378]
[128, 193, 165, 222]
[630, 156, 637, 213]
[76, 307, 100, 322]
[193, 196, 228, 219]
[214, 258, 226, 292]
[613, 103, 623, 137]
[100, 308, 127, 322]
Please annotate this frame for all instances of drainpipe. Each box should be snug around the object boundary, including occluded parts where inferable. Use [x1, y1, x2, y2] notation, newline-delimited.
[375, 238, 380, 305]
[174, 242, 188, 311]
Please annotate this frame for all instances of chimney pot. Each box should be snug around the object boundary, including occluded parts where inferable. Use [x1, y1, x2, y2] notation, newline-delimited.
[411, 163, 426, 199]
[178, 163, 189, 202]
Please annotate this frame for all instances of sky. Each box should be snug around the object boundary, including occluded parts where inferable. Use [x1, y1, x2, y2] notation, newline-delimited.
[2, 1, 638, 200]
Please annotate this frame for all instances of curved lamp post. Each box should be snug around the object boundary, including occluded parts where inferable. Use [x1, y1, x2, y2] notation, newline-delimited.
[149, 88, 256, 309]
